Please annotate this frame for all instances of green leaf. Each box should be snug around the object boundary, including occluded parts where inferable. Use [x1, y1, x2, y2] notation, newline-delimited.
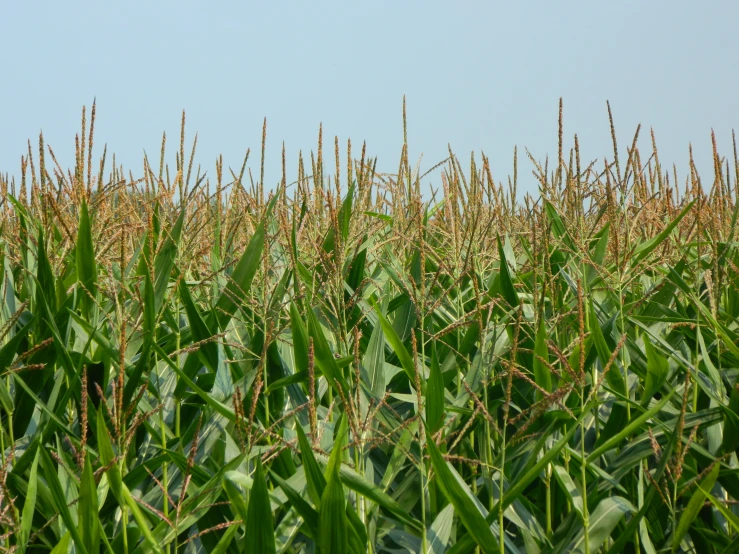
[362, 314, 387, 398]
[39, 445, 89, 554]
[210, 524, 239, 554]
[426, 343, 445, 434]
[497, 234, 519, 308]
[590, 221, 610, 266]
[50, 532, 72, 554]
[19, 446, 40, 553]
[123, 270, 156, 406]
[35, 227, 57, 330]
[307, 307, 350, 395]
[630, 199, 695, 268]
[245, 459, 276, 554]
[590, 391, 675, 464]
[722, 380, 739, 455]
[427, 504, 454, 554]
[0, 317, 34, 375]
[79, 453, 100, 554]
[346, 246, 367, 293]
[322, 183, 355, 254]
[319, 416, 349, 554]
[12, 373, 78, 440]
[533, 315, 552, 398]
[331, 459, 422, 532]
[566, 497, 634, 554]
[642, 337, 669, 407]
[587, 389, 676, 463]
[699, 484, 739, 533]
[152, 209, 185, 313]
[346, 501, 368, 554]
[373, 305, 423, 393]
[552, 464, 583, 520]
[426, 432, 499, 554]
[450, 407, 592, 554]
[289, 302, 310, 375]
[151, 341, 236, 422]
[605, 406, 681, 554]
[544, 201, 576, 252]
[96, 405, 163, 554]
[214, 192, 278, 329]
[270, 471, 319, 536]
[295, 422, 327, 506]
[673, 462, 721, 552]
[589, 302, 627, 396]
[222, 477, 249, 524]
[178, 268, 218, 372]
[76, 199, 97, 318]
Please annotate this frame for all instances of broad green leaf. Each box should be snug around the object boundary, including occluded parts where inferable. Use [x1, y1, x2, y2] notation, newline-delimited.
[322, 182, 355, 254]
[289, 302, 310, 375]
[450, 407, 592, 554]
[76, 199, 97, 318]
[318, 415, 349, 554]
[587, 389, 675, 463]
[589, 302, 627, 396]
[35, 227, 56, 332]
[223, 477, 249, 523]
[427, 504, 454, 554]
[0, 317, 34, 374]
[544, 201, 576, 253]
[39, 445, 88, 554]
[152, 209, 184, 311]
[50, 532, 72, 554]
[245, 459, 276, 554]
[722, 380, 739, 455]
[672, 462, 721, 551]
[533, 316, 552, 398]
[606, 410, 687, 554]
[426, 431, 499, 554]
[270, 471, 319, 536]
[590, 221, 610, 266]
[642, 337, 669, 407]
[565, 497, 634, 554]
[179, 272, 218, 371]
[426, 343, 445, 434]
[295, 422, 327, 506]
[307, 307, 350, 395]
[497, 234, 519, 308]
[552, 464, 583, 520]
[362, 314, 386, 398]
[19, 446, 40, 553]
[96, 405, 163, 554]
[629, 199, 695, 268]
[346, 500, 369, 554]
[151, 341, 236, 422]
[214, 192, 278, 329]
[699, 485, 739, 533]
[12, 373, 78, 439]
[123, 269, 156, 406]
[79, 453, 100, 554]
[211, 524, 239, 554]
[311, 453, 422, 531]
[373, 305, 423, 393]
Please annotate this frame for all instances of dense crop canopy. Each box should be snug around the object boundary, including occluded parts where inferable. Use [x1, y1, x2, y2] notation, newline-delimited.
[0, 102, 738, 553]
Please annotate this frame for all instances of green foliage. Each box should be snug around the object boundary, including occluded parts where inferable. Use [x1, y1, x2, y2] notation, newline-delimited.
[1, 107, 738, 554]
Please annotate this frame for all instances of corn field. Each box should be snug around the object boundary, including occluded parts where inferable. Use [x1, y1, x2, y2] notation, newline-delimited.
[0, 100, 738, 553]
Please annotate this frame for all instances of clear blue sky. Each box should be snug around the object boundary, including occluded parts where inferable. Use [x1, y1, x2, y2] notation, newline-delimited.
[2, 1, 737, 198]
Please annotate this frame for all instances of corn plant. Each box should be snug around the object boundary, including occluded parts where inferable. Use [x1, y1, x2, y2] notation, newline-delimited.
[0, 100, 738, 553]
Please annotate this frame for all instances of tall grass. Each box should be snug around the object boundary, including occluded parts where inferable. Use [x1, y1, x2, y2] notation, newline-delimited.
[0, 99, 738, 553]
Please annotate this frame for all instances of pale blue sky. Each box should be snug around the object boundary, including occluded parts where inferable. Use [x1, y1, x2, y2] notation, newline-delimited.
[2, 1, 737, 198]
